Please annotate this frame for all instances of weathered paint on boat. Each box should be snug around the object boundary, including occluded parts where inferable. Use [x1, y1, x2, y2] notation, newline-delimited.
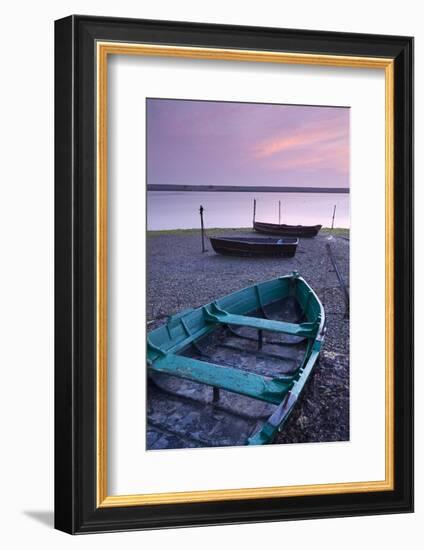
[209, 236, 298, 257]
[147, 272, 325, 448]
[254, 221, 322, 237]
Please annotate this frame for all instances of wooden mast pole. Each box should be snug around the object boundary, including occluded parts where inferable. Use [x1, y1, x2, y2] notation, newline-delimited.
[331, 204, 337, 230]
[200, 205, 206, 253]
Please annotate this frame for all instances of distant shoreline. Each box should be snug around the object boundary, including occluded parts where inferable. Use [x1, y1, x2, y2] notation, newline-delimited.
[148, 184, 349, 194]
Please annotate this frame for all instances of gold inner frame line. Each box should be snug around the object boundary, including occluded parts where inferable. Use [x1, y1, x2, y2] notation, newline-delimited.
[96, 41, 395, 508]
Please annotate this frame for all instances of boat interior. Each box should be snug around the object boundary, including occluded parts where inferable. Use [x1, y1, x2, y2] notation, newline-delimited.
[147, 276, 323, 449]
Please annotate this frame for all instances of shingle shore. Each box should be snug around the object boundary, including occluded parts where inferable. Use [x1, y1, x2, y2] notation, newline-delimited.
[147, 230, 350, 444]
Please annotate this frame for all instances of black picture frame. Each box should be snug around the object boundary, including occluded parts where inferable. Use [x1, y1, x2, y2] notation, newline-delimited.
[55, 15, 413, 534]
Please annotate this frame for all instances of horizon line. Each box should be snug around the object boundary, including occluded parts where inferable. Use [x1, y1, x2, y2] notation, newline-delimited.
[148, 184, 349, 194]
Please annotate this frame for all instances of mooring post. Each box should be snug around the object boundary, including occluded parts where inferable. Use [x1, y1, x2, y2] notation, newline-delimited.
[279, 200, 281, 225]
[331, 204, 337, 230]
[253, 198, 256, 225]
[199, 205, 206, 253]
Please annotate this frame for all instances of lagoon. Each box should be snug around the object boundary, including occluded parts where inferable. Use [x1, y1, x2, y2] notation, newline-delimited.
[147, 191, 350, 230]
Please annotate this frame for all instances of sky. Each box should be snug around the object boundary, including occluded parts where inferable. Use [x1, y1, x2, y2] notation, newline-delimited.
[146, 99, 349, 189]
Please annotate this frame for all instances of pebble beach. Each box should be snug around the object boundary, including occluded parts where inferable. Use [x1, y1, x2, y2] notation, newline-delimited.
[147, 228, 350, 444]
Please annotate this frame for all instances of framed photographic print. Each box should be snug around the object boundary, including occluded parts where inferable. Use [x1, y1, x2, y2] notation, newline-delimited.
[54, 15, 413, 533]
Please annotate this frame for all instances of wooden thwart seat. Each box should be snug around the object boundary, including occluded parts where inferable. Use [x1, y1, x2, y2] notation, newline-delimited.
[203, 303, 317, 338]
[149, 353, 292, 404]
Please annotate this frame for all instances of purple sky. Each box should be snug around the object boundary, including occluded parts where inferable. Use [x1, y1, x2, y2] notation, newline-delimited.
[147, 99, 349, 188]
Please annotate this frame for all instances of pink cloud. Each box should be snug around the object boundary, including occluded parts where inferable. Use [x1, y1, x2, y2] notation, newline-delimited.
[251, 114, 349, 175]
[254, 124, 345, 156]
[267, 142, 349, 174]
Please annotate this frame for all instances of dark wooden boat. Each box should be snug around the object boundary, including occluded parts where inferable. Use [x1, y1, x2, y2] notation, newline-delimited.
[254, 220, 322, 237]
[209, 236, 298, 257]
[147, 273, 325, 449]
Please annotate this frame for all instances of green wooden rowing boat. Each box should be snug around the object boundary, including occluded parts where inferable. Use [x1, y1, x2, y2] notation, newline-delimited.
[147, 272, 325, 449]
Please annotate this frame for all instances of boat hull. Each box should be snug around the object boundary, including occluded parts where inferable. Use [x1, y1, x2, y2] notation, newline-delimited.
[209, 236, 298, 257]
[147, 273, 325, 449]
[254, 221, 322, 237]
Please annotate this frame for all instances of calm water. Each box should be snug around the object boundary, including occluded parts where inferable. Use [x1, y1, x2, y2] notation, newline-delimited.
[147, 191, 350, 230]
